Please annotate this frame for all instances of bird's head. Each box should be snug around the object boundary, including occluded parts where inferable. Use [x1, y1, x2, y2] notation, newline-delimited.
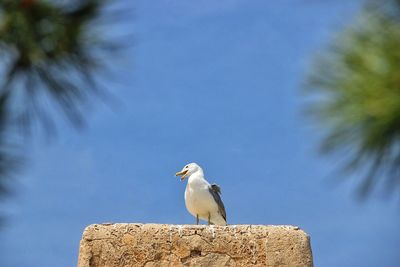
[175, 163, 201, 181]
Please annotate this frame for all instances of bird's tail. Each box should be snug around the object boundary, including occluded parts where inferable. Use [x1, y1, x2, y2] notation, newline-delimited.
[212, 215, 227, 226]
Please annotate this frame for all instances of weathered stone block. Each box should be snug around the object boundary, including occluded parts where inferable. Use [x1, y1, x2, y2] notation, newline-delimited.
[77, 223, 313, 267]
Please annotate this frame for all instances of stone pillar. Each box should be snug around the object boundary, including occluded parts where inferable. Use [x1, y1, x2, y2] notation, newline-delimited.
[77, 223, 313, 267]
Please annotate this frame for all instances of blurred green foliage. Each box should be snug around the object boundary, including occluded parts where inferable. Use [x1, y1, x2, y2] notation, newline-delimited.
[0, 0, 109, 129]
[306, 1, 400, 197]
[0, 0, 124, 218]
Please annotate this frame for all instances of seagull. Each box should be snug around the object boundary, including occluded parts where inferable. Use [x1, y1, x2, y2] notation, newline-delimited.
[175, 163, 227, 226]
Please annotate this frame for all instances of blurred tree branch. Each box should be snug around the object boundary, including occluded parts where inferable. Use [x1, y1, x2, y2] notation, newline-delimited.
[0, 0, 129, 219]
[0, 0, 119, 131]
[305, 0, 400, 197]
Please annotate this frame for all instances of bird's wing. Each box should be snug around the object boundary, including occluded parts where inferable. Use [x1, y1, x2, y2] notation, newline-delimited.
[209, 184, 227, 222]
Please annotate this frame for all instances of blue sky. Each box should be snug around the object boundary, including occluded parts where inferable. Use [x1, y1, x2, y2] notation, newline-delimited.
[1, 1, 400, 266]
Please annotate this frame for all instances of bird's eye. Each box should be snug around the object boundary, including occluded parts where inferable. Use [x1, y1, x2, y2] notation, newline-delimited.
[185, 166, 188, 169]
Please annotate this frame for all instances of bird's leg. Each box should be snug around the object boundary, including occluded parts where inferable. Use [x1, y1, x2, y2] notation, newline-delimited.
[196, 214, 199, 225]
[207, 213, 211, 226]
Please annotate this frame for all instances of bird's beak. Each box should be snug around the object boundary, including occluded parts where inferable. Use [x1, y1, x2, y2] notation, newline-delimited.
[175, 169, 188, 181]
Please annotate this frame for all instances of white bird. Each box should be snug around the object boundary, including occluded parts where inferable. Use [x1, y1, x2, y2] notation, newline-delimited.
[175, 163, 227, 226]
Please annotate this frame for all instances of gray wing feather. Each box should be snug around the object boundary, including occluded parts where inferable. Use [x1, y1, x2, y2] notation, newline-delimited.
[209, 184, 227, 222]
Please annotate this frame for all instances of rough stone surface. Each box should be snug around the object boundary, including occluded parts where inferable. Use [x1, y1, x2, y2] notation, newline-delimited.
[77, 223, 313, 267]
